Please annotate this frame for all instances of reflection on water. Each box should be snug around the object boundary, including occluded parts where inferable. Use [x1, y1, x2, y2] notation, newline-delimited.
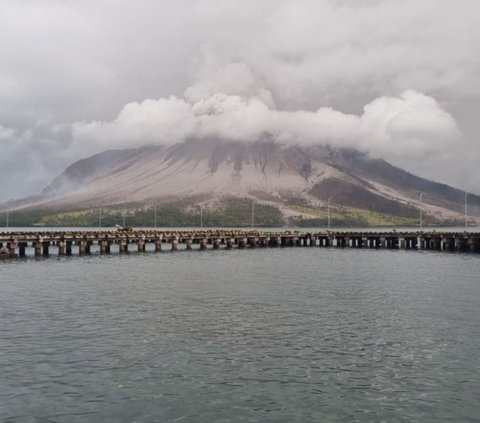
[1, 248, 479, 422]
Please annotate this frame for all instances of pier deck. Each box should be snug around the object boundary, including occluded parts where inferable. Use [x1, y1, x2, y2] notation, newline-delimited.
[1, 229, 480, 258]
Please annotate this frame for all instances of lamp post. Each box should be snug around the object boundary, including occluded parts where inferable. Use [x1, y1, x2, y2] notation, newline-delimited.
[327, 197, 332, 230]
[419, 193, 423, 229]
[99, 207, 102, 227]
[154, 204, 157, 229]
[465, 192, 468, 228]
[251, 200, 255, 229]
[123, 209, 126, 227]
[5, 209, 9, 228]
[200, 205, 203, 229]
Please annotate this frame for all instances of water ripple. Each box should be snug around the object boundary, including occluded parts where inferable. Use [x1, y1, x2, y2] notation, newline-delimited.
[1, 249, 480, 422]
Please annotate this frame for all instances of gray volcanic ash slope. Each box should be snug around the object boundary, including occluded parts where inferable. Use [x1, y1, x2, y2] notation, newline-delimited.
[11, 139, 480, 224]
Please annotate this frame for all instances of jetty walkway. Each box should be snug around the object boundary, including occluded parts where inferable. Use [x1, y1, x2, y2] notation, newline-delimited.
[1, 229, 480, 258]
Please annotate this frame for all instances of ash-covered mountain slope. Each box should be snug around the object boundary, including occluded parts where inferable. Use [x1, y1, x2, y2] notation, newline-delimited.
[11, 139, 480, 222]
[42, 148, 138, 195]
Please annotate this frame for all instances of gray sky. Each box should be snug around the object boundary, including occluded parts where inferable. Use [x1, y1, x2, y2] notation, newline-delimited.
[1, 0, 480, 202]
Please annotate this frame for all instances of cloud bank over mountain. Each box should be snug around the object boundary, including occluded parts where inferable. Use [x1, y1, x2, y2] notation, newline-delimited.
[1, 0, 479, 201]
[72, 86, 458, 164]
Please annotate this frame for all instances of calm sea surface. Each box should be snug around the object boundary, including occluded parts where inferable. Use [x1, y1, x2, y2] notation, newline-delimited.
[1, 244, 479, 422]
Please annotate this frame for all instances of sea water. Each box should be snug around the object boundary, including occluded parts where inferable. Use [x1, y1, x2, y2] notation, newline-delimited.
[1, 245, 479, 422]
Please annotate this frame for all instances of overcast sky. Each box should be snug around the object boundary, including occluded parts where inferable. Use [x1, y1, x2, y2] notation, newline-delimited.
[1, 0, 480, 202]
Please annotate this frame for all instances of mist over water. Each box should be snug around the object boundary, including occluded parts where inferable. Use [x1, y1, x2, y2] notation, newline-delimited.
[1, 248, 479, 422]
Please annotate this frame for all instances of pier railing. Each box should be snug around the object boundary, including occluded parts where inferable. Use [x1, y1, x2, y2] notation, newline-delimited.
[1, 230, 480, 258]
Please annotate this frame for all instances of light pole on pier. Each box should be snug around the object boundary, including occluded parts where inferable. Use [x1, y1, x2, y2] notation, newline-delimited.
[154, 204, 157, 229]
[200, 205, 203, 229]
[327, 197, 332, 230]
[251, 200, 255, 229]
[465, 192, 468, 228]
[123, 209, 126, 227]
[99, 207, 102, 227]
[419, 193, 424, 229]
[5, 209, 9, 228]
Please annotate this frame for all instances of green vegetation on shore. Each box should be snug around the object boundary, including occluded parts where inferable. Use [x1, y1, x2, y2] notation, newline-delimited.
[1, 200, 283, 228]
[289, 205, 420, 227]
[2, 199, 457, 228]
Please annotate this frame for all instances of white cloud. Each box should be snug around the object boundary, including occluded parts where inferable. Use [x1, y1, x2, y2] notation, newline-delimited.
[71, 86, 459, 168]
[0, 126, 63, 202]
[0, 124, 15, 141]
[0, 0, 479, 201]
[184, 62, 275, 108]
[358, 90, 459, 155]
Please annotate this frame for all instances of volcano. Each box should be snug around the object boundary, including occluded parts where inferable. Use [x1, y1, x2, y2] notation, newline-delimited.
[7, 139, 480, 226]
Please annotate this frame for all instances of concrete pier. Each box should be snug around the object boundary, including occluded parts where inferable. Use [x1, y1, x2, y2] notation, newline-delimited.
[1, 230, 480, 259]
[171, 236, 179, 251]
[99, 239, 108, 254]
[9, 241, 17, 258]
[119, 239, 127, 254]
[34, 240, 42, 257]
